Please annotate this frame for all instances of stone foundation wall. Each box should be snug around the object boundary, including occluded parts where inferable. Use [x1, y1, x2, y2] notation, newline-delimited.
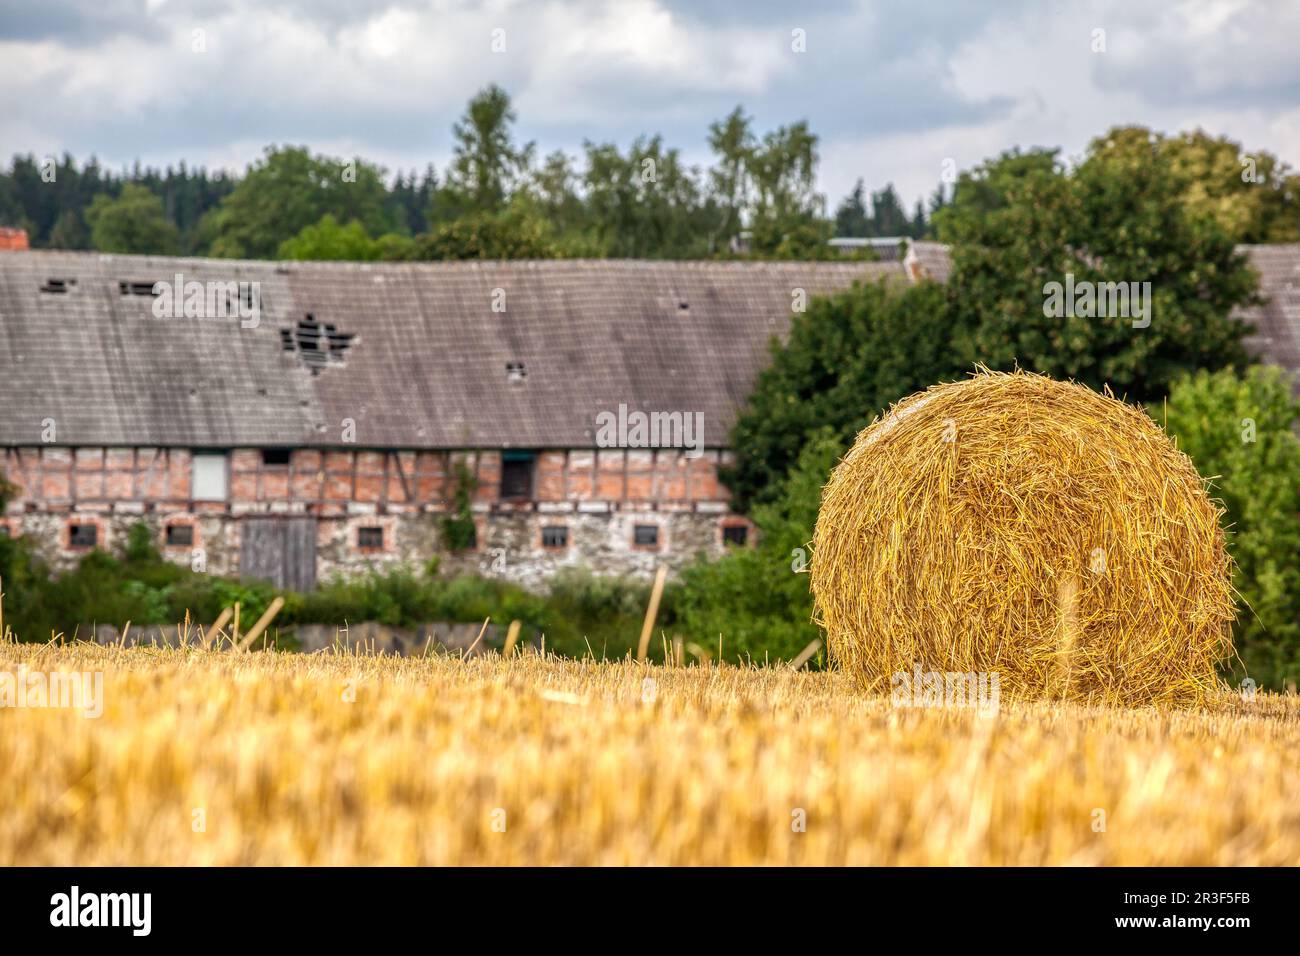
[0, 507, 748, 588]
[1, 444, 754, 588]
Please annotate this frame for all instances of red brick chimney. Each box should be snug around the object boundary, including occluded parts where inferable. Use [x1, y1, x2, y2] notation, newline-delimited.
[0, 227, 30, 251]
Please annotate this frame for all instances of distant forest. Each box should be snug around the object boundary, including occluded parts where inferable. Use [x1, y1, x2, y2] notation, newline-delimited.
[0, 86, 947, 262]
[5, 86, 1295, 264]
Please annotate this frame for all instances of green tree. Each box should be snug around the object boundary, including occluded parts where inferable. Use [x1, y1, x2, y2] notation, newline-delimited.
[433, 85, 532, 221]
[676, 432, 842, 663]
[936, 134, 1258, 402]
[372, 232, 418, 261]
[581, 136, 713, 258]
[204, 146, 395, 258]
[414, 205, 558, 261]
[763, 219, 836, 261]
[48, 209, 90, 249]
[834, 180, 929, 240]
[909, 198, 927, 238]
[746, 121, 823, 254]
[1089, 127, 1300, 243]
[868, 184, 908, 237]
[834, 179, 870, 237]
[707, 106, 754, 250]
[86, 183, 181, 254]
[528, 150, 585, 230]
[278, 215, 382, 260]
[1164, 365, 1300, 690]
[721, 279, 966, 508]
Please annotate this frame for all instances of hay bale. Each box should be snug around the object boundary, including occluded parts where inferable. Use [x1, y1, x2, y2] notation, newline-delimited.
[811, 370, 1236, 706]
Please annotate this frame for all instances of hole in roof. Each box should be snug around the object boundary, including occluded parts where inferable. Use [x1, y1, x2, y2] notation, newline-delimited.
[40, 278, 75, 294]
[280, 313, 356, 375]
[678, 301, 689, 310]
[506, 361, 527, 383]
[119, 280, 158, 296]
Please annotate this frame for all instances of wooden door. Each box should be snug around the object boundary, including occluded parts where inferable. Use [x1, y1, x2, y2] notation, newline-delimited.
[240, 517, 317, 591]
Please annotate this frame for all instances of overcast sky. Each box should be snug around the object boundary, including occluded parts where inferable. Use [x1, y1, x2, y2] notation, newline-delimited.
[1, 0, 1297, 210]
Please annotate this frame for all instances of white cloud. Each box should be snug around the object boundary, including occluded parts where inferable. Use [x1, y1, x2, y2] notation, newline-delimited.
[0, 0, 1297, 214]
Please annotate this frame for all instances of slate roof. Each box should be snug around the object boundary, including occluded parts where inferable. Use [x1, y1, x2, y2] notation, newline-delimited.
[0, 252, 904, 449]
[1236, 243, 1300, 378]
[904, 240, 953, 283]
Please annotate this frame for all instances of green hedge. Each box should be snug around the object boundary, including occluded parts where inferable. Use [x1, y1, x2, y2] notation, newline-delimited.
[0, 525, 665, 660]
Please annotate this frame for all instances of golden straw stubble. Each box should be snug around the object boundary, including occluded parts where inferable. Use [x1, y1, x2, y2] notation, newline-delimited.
[811, 370, 1237, 706]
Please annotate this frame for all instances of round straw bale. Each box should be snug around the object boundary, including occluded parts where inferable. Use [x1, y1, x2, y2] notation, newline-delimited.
[811, 370, 1236, 706]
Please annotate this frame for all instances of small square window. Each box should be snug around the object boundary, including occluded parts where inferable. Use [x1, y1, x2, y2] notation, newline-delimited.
[633, 524, 659, 548]
[165, 524, 194, 547]
[542, 526, 569, 550]
[358, 526, 384, 550]
[722, 525, 749, 547]
[68, 523, 98, 548]
[500, 455, 535, 500]
[262, 448, 291, 466]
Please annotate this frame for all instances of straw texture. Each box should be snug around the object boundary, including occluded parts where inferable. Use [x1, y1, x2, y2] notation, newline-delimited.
[811, 370, 1236, 706]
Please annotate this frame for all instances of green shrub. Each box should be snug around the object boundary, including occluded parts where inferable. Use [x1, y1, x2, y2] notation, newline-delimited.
[542, 567, 662, 660]
[1164, 365, 1300, 689]
[0, 527, 670, 661]
[292, 567, 438, 627]
[721, 279, 963, 509]
[676, 430, 841, 664]
[0, 532, 54, 639]
[439, 462, 478, 551]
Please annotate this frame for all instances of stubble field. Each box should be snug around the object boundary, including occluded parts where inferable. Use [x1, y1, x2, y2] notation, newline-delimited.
[1, 640, 1297, 866]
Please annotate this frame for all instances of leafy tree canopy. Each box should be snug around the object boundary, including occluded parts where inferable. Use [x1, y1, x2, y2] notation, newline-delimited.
[724, 125, 1268, 509]
[580, 135, 718, 258]
[86, 183, 181, 254]
[206, 146, 396, 258]
[414, 204, 559, 261]
[278, 215, 382, 261]
[936, 131, 1259, 403]
[1089, 127, 1300, 243]
[432, 84, 533, 222]
[721, 279, 966, 508]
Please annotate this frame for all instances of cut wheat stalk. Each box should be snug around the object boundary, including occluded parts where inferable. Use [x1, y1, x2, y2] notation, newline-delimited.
[636, 565, 668, 663]
[237, 597, 285, 652]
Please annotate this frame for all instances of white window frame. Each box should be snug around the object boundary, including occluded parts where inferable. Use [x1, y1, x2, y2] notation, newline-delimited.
[191, 452, 229, 501]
